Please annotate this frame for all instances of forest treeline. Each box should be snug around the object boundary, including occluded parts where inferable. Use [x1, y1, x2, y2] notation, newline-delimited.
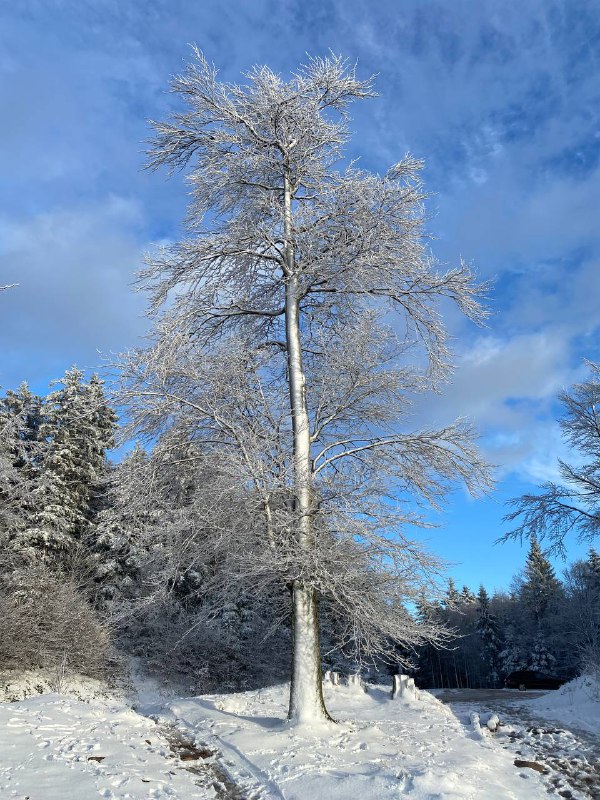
[1, 368, 598, 691]
[417, 545, 600, 688]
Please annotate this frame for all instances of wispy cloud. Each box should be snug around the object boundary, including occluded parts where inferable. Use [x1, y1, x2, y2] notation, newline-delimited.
[1, 0, 599, 488]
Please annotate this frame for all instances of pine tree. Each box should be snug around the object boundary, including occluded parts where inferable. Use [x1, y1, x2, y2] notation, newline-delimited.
[475, 586, 503, 686]
[0, 384, 43, 542]
[444, 578, 462, 608]
[519, 537, 562, 623]
[1, 383, 43, 459]
[415, 591, 444, 687]
[589, 548, 600, 586]
[19, 368, 117, 560]
[498, 627, 526, 675]
[580, 549, 600, 672]
[528, 629, 557, 672]
[461, 585, 477, 605]
[92, 444, 152, 601]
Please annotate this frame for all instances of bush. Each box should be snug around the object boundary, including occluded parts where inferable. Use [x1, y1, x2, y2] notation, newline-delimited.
[119, 598, 290, 694]
[0, 564, 109, 678]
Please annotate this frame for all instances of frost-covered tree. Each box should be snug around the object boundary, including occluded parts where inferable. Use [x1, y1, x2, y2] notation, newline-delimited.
[444, 578, 462, 608]
[92, 444, 151, 602]
[119, 51, 490, 723]
[590, 548, 600, 578]
[1, 383, 43, 457]
[475, 586, 502, 685]
[0, 384, 43, 540]
[507, 538, 564, 673]
[498, 627, 526, 675]
[504, 362, 600, 554]
[518, 537, 563, 624]
[21, 368, 117, 559]
[461, 585, 477, 605]
[528, 630, 557, 672]
[564, 549, 600, 673]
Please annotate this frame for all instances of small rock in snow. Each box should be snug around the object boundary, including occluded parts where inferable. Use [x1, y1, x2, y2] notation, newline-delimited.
[514, 759, 547, 773]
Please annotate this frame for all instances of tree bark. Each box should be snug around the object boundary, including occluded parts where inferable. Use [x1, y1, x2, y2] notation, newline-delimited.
[283, 171, 331, 723]
[289, 582, 331, 722]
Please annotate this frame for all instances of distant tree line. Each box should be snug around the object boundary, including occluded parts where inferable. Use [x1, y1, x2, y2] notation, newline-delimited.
[416, 541, 600, 688]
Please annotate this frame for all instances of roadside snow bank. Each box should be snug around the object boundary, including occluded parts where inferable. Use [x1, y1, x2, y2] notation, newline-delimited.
[0, 668, 124, 703]
[152, 681, 550, 799]
[526, 674, 600, 734]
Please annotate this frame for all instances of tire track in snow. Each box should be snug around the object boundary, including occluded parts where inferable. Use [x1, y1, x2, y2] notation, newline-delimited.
[440, 692, 600, 799]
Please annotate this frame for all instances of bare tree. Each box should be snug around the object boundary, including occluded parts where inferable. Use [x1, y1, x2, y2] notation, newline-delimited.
[119, 51, 491, 724]
[503, 362, 600, 555]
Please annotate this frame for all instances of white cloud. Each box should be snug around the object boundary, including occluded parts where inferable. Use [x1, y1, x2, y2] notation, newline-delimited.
[1, 0, 599, 494]
[0, 198, 149, 388]
[413, 329, 581, 482]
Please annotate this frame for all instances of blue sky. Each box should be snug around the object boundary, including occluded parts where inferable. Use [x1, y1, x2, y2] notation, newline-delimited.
[1, 0, 599, 592]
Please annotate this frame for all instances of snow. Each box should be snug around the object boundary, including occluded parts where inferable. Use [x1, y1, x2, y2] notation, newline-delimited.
[150, 681, 551, 799]
[0, 674, 570, 799]
[0, 693, 215, 799]
[526, 673, 600, 734]
[434, 687, 600, 797]
[0, 669, 119, 704]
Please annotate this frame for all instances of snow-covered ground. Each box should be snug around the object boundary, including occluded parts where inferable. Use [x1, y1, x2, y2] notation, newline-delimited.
[0, 688, 232, 800]
[148, 681, 552, 799]
[437, 681, 600, 799]
[5, 674, 591, 800]
[526, 674, 600, 735]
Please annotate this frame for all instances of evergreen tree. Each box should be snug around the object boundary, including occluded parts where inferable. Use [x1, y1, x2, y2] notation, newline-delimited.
[461, 585, 477, 605]
[475, 586, 503, 685]
[92, 444, 154, 602]
[0, 402, 21, 539]
[589, 548, 600, 586]
[444, 578, 462, 608]
[0, 384, 43, 541]
[567, 549, 600, 673]
[1, 383, 43, 460]
[91, 445, 150, 598]
[528, 629, 557, 672]
[519, 537, 562, 623]
[498, 627, 526, 675]
[18, 368, 117, 560]
[415, 591, 444, 687]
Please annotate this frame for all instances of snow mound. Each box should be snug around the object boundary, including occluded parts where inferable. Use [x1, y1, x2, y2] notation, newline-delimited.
[526, 673, 600, 734]
[0, 669, 125, 703]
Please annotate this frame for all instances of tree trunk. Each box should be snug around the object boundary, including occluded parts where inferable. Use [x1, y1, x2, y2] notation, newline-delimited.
[288, 582, 331, 722]
[283, 171, 331, 724]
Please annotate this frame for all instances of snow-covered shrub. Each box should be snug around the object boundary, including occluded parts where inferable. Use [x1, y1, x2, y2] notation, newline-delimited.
[0, 564, 109, 678]
[119, 598, 290, 694]
[582, 646, 600, 691]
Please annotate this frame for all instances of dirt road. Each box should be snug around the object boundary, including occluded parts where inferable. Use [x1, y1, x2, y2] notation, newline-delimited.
[437, 689, 600, 799]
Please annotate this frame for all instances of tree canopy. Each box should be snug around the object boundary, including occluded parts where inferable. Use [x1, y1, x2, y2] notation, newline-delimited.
[117, 51, 491, 722]
[504, 362, 600, 554]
